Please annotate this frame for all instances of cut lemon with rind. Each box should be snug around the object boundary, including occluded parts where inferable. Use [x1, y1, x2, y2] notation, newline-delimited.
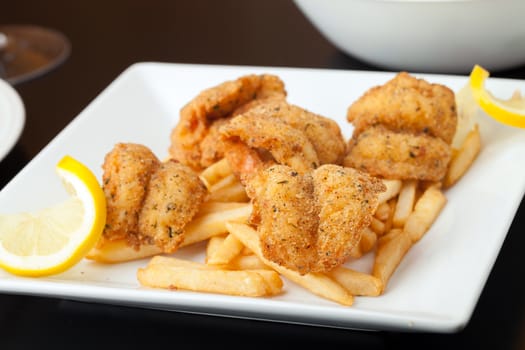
[0, 155, 106, 277]
[469, 64, 525, 128]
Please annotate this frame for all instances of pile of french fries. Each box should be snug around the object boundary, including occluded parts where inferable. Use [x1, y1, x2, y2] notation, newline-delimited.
[87, 87, 483, 306]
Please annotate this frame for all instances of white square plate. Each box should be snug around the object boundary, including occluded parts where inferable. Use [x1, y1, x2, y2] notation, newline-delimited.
[1, 63, 524, 333]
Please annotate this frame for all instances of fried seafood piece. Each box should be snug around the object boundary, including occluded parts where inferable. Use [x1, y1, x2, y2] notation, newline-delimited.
[169, 74, 287, 170]
[245, 164, 385, 274]
[138, 159, 208, 253]
[219, 100, 347, 182]
[220, 113, 320, 181]
[344, 125, 452, 181]
[243, 99, 347, 166]
[347, 72, 457, 144]
[101, 143, 160, 247]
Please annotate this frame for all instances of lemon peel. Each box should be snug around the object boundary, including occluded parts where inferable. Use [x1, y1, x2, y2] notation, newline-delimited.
[469, 64, 525, 128]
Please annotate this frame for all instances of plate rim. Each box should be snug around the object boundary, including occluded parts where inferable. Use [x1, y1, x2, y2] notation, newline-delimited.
[0, 61, 524, 334]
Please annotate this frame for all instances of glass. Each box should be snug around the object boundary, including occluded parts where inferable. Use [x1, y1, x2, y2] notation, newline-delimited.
[0, 24, 71, 85]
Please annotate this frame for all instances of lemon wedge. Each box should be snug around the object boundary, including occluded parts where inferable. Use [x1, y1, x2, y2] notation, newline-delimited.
[469, 64, 525, 128]
[0, 155, 106, 277]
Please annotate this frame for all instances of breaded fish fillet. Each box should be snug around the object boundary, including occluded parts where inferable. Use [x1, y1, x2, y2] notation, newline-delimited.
[344, 125, 452, 181]
[169, 74, 287, 170]
[245, 164, 385, 274]
[138, 159, 208, 253]
[347, 72, 457, 144]
[101, 143, 160, 247]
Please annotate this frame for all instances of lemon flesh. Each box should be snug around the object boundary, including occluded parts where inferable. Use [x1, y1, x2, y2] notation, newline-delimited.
[0, 155, 106, 277]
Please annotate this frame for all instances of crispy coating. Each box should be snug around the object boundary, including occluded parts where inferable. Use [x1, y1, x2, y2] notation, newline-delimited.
[344, 125, 452, 181]
[246, 165, 318, 274]
[245, 164, 385, 274]
[313, 165, 385, 272]
[101, 143, 160, 247]
[138, 160, 208, 253]
[220, 113, 320, 181]
[219, 100, 347, 182]
[347, 72, 457, 144]
[248, 100, 346, 165]
[169, 74, 287, 170]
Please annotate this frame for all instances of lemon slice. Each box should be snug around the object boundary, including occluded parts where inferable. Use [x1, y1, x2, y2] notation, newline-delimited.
[0, 155, 106, 277]
[469, 64, 525, 128]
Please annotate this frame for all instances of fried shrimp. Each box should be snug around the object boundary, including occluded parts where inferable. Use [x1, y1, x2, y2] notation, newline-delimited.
[347, 72, 457, 144]
[220, 114, 320, 181]
[245, 164, 385, 274]
[138, 160, 208, 253]
[169, 74, 287, 170]
[345, 72, 457, 181]
[101, 143, 208, 252]
[344, 125, 452, 181]
[241, 99, 347, 165]
[101, 143, 160, 247]
[219, 100, 347, 182]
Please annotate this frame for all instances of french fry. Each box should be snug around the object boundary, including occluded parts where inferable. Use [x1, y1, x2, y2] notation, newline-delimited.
[180, 203, 252, 246]
[382, 198, 397, 234]
[374, 201, 391, 221]
[377, 179, 402, 204]
[87, 203, 252, 263]
[137, 256, 282, 297]
[199, 158, 232, 188]
[146, 256, 280, 293]
[359, 227, 377, 254]
[196, 201, 249, 217]
[228, 254, 270, 270]
[392, 179, 417, 228]
[372, 229, 413, 293]
[208, 180, 249, 202]
[206, 237, 269, 270]
[86, 239, 162, 263]
[226, 222, 354, 306]
[369, 217, 385, 236]
[443, 125, 481, 188]
[328, 266, 382, 296]
[404, 185, 447, 243]
[205, 235, 226, 262]
[209, 173, 238, 192]
[206, 233, 245, 266]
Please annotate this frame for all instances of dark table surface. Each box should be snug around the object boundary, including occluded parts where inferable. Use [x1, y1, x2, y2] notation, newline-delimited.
[1, 1, 525, 349]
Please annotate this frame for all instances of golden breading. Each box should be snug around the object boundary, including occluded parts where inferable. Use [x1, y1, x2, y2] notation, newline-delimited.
[245, 164, 385, 275]
[240, 99, 347, 166]
[312, 165, 385, 272]
[219, 100, 347, 183]
[220, 113, 320, 181]
[246, 165, 318, 275]
[344, 125, 452, 181]
[347, 72, 457, 144]
[169, 74, 287, 170]
[138, 160, 208, 253]
[101, 143, 160, 247]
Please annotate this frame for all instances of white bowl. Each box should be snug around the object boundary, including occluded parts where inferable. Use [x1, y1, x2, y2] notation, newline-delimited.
[294, 0, 525, 73]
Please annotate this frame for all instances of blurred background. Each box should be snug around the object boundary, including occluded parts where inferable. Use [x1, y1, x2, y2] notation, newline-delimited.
[1, 1, 525, 349]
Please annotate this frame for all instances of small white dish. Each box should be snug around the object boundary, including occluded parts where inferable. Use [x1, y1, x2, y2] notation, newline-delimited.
[0, 78, 25, 161]
[0, 63, 524, 333]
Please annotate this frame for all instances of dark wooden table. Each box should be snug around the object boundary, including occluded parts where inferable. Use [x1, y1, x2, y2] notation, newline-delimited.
[1, 1, 525, 349]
